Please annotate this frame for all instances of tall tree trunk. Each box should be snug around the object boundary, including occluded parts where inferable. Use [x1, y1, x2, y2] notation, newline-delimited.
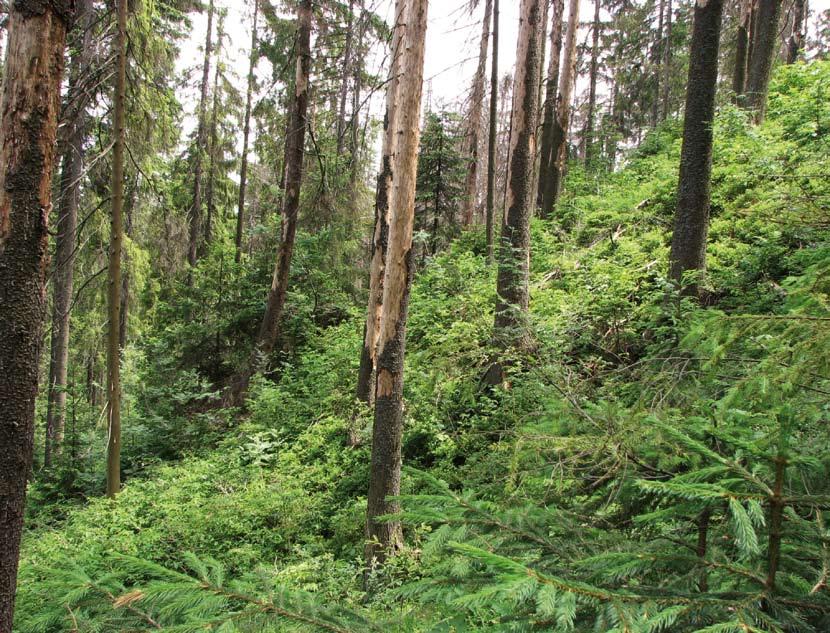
[537, 0, 564, 208]
[119, 182, 137, 352]
[348, 0, 365, 201]
[485, 0, 500, 263]
[585, 0, 601, 163]
[203, 11, 224, 253]
[529, 0, 548, 214]
[336, 0, 354, 156]
[733, 0, 751, 99]
[0, 2, 70, 627]
[356, 4, 406, 405]
[461, 0, 493, 227]
[236, 0, 259, 263]
[661, 0, 673, 119]
[493, 0, 544, 350]
[365, 0, 429, 566]
[786, 0, 806, 63]
[188, 0, 214, 270]
[230, 0, 312, 406]
[106, 0, 128, 499]
[669, 0, 725, 296]
[651, 0, 664, 127]
[540, 0, 578, 219]
[45, 0, 94, 469]
[745, 0, 782, 122]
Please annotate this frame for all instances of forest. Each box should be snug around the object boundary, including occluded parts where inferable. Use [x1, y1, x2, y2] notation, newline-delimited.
[0, 0, 829, 630]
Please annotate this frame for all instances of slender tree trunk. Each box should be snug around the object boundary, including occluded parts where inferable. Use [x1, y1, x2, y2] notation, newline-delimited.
[661, 0, 673, 119]
[119, 183, 136, 352]
[585, 0, 601, 163]
[0, 2, 70, 627]
[348, 0, 365, 201]
[485, 0, 500, 263]
[733, 0, 751, 99]
[540, 0, 578, 219]
[745, 0, 782, 122]
[529, 0, 548, 213]
[651, 0, 664, 127]
[230, 0, 312, 406]
[537, 0, 564, 207]
[337, 0, 355, 156]
[786, 0, 806, 63]
[106, 0, 128, 499]
[356, 4, 405, 405]
[45, 0, 94, 469]
[493, 0, 544, 351]
[188, 0, 214, 269]
[365, 0, 428, 566]
[668, 0, 725, 297]
[203, 11, 224, 253]
[462, 0, 493, 227]
[236, 0, 259, 263]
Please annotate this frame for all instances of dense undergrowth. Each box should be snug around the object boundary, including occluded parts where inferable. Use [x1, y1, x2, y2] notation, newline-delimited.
[16, 62, 830, 631]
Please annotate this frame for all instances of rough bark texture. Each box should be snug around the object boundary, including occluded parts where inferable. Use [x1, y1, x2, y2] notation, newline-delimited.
[540, 0, 578, 219]
[0, 2, 70, 628]
[585, 0, 601, 161]
[365, 0, 428, 566]
[732, 0, 751, 98]
[356, 3, 405, 405]
[45, 0, 94, 469]
[668, 0, 724, 296]
[485, 0, 499, 263]
[236, 0, 258, 263]
[786, 0, 805, 63]
[230, 0, 311, 406]
[745, 0, 782, 122]
[537, 0, 564, 206]
[493, 0, 544, 349]
[106, 0, 127, 499]
[461, 0, 492, 226]
[188, 0, 214, 269]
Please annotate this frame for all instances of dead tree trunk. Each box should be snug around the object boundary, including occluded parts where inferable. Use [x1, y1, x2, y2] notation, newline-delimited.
[461, 0, 493, 227]
[669, 0, 725, 297]
[188, 0, 214, 269]
[485, 0, 500, 263]
[229, 0, 312, 406]
[744, 0, 782, 122]
[493, 0, 544, 350]
[45, 0, 94, 469]
[539, 0, 578, 219]
[0, 1, 71, 627]
[365, 0, 429, 566]
[537, 0, 565, 206]
[236, 0, 259, 263]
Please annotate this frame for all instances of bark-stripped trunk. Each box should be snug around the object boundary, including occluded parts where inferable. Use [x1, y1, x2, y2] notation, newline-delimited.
[733, 0, 751, 99]
[744, 0, 782, 122]
[485, 0, 499, 263]
[356, 4, 406, 405]
[230, 0, 312, 406]
[661, 0, 673, 119]
[585, 0, 601, 161]
[203, 11, 224, 253]
[0, 2, 70, 627]
[539, 0, 578, 219]
[106, 0, 128, 499]
[188, 0, 214, 269]
[236, 0, 259, 263]
[45, 0, 94, 469]
[493, 0, 544, 349]
[536, 0, 564, 207]
[365, 0, 428, 566]
[668, 0, 724, 296]
[786, 0, 805, 63]
[461, 0, 493, 227]
[336, 0, 354, 156]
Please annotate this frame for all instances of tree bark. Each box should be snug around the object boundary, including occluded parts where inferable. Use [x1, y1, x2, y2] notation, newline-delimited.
[537, 0, 564, 206]
[188, 0, 214, 269]
[356, 3, 406, 405]
[461, 0, 493, 227]
[0, 1, 71, 627]
[744, 0, 783, 122]
[203, 10, 224, 253]
[651, 0, 664, 127]
[585, 0, 601, 162]
[661, 0, 673, 119]
[106, 0, 128, 499]
[365, 0, 429, 566]
[236, 0, 259, 263]
[493, 0, 544, 350]
[336, 0, 355, 156]
[485, 0, 500, 263]
[732, 0, 751, 99]
[786, 0, 806, 63]
[539, 0, 578, 219]
[230, 0, 312, 406]
[668, 0, 725, 296]
[45, 0, 94, 469]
